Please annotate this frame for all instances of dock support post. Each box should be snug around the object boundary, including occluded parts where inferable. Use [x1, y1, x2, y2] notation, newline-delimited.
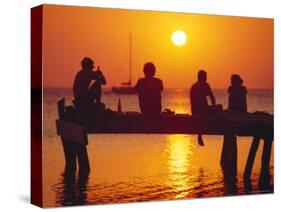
[259, 137, 273, 188]
[260, 138, 273, 177]
[220, 133, 237, 174]
[243, 136, 260, 179]
[220, 131, 237, 193]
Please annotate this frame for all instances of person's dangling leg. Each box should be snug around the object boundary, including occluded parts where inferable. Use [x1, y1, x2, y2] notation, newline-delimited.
[198, 134, 205, 146]
[192, 108, 205, 147]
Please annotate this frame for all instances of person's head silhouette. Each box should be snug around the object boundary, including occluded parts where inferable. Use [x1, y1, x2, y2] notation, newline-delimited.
[81, 57, 94, 71]
[198, 70, 207, 82]
[143, 62, 156, 78]
[231, 74, 243, 86]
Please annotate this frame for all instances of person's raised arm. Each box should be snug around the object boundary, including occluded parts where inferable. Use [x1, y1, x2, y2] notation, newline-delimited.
[95, 66, 107, 85]
[97, 73, 106, 85]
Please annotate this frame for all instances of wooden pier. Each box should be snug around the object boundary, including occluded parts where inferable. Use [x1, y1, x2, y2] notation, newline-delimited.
[56, 98, 273, 186]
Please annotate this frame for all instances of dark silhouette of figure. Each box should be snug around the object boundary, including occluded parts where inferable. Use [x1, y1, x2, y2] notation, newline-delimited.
[73, 57, 106, 111]
[228, 74, 247, 113]
[190, 70, 216, 115]
[61, 138, 90, 179]
[61, 57, 106, 179]
[190, 70, 218, 146]
[135, 62, 163, 115]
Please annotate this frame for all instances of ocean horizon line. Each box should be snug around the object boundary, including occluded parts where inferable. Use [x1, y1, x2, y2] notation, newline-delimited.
[41, 87, 274, 90]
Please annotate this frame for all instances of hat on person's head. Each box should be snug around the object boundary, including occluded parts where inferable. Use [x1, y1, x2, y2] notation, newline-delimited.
[231, 74, 243, 85]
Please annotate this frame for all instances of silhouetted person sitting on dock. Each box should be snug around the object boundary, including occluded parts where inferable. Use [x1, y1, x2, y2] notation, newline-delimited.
[228, 74, 247, 113]
[135, 62, 163, 115]
[73, 57, 106, 113]
[190, 70, 222, 146]
[62, 57, 107, 178]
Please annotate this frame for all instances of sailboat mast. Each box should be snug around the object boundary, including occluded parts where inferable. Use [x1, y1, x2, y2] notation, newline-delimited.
[129, 33, 132, 85]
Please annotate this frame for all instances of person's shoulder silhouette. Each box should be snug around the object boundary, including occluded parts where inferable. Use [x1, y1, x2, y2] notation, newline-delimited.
[135, 62, 163, 115]
[74, 57, 96, 99]
[135, 62, 163, 92]
[191, 80, 212, 96]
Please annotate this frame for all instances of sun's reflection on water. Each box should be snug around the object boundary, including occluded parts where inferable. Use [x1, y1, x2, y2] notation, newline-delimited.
[165, 95, 191, 114]
[165, 134, 195, 198]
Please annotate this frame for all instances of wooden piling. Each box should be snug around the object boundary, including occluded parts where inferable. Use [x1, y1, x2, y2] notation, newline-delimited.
[260, 138, 273, 178]
[220, 132, 237, 176]
[220, 130, 238, 193]
[258, 137, 273, 189]
[243, 136, 260, 179]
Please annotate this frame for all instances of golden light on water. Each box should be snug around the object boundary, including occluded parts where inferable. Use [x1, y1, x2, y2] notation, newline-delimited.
[168, 95, 191, 114]
[167, 135, 191, 173]
[166, 134, 194, 198]
[173, 104, 189, 114]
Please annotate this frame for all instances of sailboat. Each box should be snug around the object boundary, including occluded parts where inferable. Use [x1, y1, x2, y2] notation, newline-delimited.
[112, 33, 137, 94]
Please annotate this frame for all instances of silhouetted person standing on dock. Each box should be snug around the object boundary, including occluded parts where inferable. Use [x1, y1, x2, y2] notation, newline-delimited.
[228, 74, 247, 113]
[135, 62, 163, 115]
[73, 57, 106, 112]
[190, 70, 219, 146]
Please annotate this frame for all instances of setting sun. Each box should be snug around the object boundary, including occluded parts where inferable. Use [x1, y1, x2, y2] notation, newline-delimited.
[172, 30, 187, 46]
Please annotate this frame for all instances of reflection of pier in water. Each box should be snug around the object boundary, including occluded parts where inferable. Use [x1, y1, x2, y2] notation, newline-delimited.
[56, 98, 273, 201]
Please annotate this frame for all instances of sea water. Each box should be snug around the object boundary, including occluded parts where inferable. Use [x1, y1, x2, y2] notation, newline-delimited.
[42, 88, 273, 207]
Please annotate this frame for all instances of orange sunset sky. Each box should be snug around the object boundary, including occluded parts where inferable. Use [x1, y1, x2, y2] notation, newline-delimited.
[42, 4, 273, 89]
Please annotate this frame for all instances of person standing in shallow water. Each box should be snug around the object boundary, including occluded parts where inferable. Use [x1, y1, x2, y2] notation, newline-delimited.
[135, 62, 164, 115]
[228, 74, 247, 113]
[190, 70, 217, 146]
